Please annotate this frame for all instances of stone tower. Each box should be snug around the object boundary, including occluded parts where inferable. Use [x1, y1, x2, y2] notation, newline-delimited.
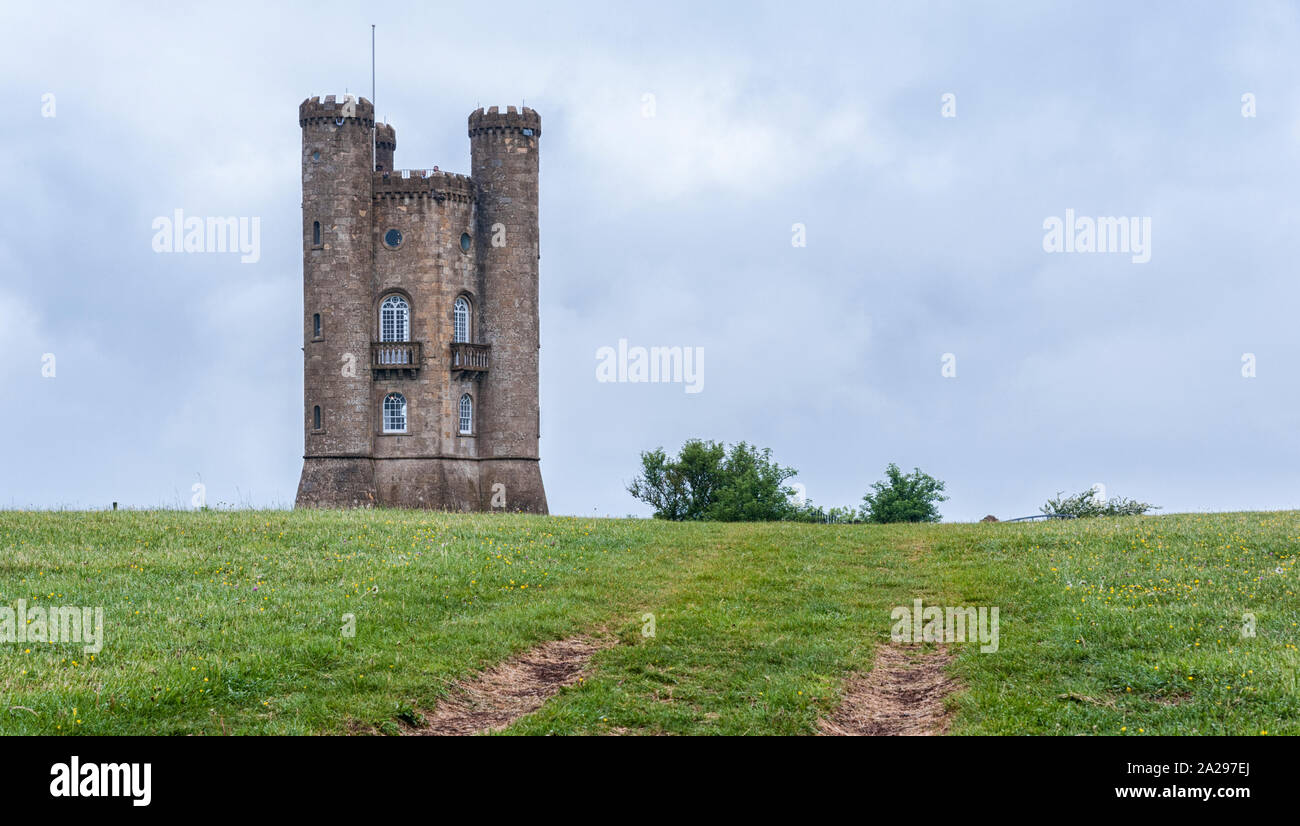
[295, 94, 547, 513]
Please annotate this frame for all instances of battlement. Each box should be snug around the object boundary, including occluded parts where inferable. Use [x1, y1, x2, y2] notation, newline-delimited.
[375, 122, 396, 149]
[299, 94, 375, 127]
[468, 105, 541, 138]
[373, 169, 474, 204]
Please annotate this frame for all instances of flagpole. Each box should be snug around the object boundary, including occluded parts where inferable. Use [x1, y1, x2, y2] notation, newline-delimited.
[371, 24, 376, 170]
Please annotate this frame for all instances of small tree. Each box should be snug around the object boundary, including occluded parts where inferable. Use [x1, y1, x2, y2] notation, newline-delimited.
[860, 463, 948, 523]
[704, 442, 799, 521]
[627, 440, 799, 522]
[1040, 489, 1158, 518]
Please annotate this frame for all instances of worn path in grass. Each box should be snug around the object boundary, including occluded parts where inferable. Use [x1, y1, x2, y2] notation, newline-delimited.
[407, 635, 615, 735]
[819, 645, 956, 735]
[504, 523, 945, 735]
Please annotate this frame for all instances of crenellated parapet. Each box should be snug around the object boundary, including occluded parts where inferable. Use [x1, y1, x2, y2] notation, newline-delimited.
[375, 122, 396, 150]
[299, 94, 375, 128]
[373, 169, 474, 204]
[468, 105, 540, 138]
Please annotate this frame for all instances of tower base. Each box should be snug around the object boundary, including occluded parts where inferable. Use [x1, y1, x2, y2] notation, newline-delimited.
[295, 456, 547, 513]
[295, 457, 378, 508]
[478, 458, 548, 514]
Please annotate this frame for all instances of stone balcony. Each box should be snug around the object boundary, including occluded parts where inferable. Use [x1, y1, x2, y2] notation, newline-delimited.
[450, 342, 490, 375]
[371, 341, 422, 378]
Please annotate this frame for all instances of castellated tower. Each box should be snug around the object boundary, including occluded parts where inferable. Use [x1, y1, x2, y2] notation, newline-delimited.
[295, 94, 547, 513]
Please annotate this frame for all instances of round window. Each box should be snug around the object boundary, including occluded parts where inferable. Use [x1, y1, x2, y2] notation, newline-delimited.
[384, 229, 403, 248]
[460, 233, 471, 253]
[311, 150, 321, 162]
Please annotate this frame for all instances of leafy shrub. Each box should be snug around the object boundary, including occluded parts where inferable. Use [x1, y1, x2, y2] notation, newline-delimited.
[628, 440, 800, 522]
[860, 463, 948, 523]
[1040, 489, 1159, 518]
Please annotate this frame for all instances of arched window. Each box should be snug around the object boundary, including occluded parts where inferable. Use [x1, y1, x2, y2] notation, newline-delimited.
[312, 405, 322, 430]
[383, 393, 407, 433]
[312, 221, 321, 246]
[380, 295, 409, 342]
[453, 296, 470, 343]
[458, 393, 473, 435]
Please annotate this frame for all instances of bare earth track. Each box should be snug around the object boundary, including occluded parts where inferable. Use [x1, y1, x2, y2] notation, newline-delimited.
[408, 636, 614, 736]
[819, 644, 958, 736]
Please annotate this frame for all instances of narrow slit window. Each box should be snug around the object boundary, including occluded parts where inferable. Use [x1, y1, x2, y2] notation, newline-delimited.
[312, 221, 321, 246]
[313, 313, 321, 338]
[313, 405, 322, 430]
[458, 393, 473, 435]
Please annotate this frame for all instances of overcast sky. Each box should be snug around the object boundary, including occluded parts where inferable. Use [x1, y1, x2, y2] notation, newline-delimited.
[2, 1, 1298, 520]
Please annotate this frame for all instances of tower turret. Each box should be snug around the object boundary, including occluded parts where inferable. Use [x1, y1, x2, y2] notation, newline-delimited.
[375, 122, 395, 171]
[468, 106, 547, 512]
[296, 94, 379, 507]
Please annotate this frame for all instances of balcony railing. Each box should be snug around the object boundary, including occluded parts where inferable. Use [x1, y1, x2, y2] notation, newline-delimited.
[371, 341, 423, 370]
[450, 342, 490, 373]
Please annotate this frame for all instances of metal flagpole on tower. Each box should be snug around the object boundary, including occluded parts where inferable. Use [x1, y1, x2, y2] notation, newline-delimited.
[371, 24, 376, 170]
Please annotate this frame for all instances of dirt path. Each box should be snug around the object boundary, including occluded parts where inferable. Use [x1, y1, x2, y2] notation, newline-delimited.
[407, 635, 614, 736]
[819, 644, 957, 736]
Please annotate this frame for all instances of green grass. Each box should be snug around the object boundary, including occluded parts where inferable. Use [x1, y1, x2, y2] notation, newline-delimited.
[0, 509, 1295, 735]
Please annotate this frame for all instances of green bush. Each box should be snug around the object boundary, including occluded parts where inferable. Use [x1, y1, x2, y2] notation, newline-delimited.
[1040, 489, 1159, 518]
[627, 440, 800, 521]
[860, 463, 948, 523]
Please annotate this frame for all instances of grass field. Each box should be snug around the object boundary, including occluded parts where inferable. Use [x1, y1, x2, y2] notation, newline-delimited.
[0, 509, 1296, 735]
